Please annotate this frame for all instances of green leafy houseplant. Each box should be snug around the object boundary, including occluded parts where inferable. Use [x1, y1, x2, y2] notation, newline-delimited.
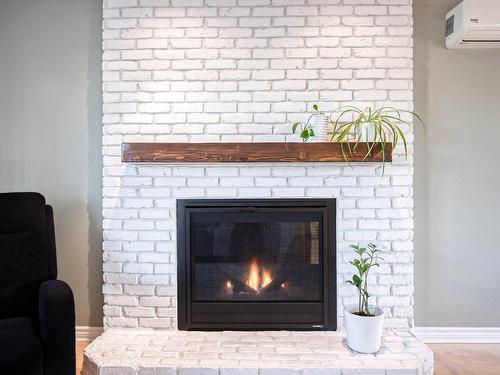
[329, 106, 423, 169]
[346, 243, 383, 316]
[291, 104, 323, 142]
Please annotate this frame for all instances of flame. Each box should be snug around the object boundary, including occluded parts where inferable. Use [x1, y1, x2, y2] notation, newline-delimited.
[262, 269, 272, 289]
[247, 259, 260, 291]
[226, 280, 233, 291]
[246, 259, 272, 292]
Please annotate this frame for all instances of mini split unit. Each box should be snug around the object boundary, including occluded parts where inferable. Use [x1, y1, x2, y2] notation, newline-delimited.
[446, 0, 500, 49]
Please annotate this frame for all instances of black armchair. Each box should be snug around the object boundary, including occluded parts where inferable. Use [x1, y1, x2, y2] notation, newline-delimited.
[0, 193, 75, 375]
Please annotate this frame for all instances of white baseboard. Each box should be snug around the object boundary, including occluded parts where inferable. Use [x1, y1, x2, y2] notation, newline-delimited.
[414, 327, 500, 343]
[77, 326, 500, 344]
[76, 326, 103, 342]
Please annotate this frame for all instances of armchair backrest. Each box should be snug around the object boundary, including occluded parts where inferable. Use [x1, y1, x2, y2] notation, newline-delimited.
[0, 192, 58, 318]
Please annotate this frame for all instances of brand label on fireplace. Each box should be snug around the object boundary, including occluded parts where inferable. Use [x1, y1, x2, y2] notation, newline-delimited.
[312, 325, 324, 328]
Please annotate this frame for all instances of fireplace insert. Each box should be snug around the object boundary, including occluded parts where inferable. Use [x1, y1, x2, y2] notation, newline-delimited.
[177, 199, 336, 330]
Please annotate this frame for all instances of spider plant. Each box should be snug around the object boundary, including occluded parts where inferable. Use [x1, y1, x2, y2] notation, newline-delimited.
[329, 106, 423, 173]
[291, 104, 323, 142]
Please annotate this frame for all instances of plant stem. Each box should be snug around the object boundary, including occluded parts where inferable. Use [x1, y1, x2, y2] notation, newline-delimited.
[358, 285, 362, 313]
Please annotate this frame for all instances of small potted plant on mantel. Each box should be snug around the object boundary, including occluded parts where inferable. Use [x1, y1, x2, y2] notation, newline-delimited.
[345, 243, 385, 354]
[292, 104, 329, 142]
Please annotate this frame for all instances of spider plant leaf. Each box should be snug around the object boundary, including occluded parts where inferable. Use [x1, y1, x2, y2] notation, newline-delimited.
[331, 108, 362, 126]
[381, 119, 398, 144]
[410, 110, 424, 124]
[381, 128, 387, 174]
[347, 138, 354, 160]
[371, 107, 383, 118]
[292, 122, 299, 134]
[340, 142, 352, 167]
[381, 118, 407, 158]
[363, 123, 378, 161]
[383, 114, 413, 128]
[338, 122, 353, 142]
[331, 110, 352, 141]
[395, 124, 408, 158]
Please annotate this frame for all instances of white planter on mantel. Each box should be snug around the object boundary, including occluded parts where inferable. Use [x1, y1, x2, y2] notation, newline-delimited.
[309, 114, 329, 142]
[344, 303, 385, 354]
[355, 122, 377, 142]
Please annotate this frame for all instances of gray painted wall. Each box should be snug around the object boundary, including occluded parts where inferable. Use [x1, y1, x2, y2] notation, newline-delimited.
[1, 0, 499, 328]
[414, 0, 500, 326]
[0, 0, 103, 326]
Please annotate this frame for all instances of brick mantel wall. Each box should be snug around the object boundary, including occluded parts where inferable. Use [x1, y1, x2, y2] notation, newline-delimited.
[101, 0, 414, 330]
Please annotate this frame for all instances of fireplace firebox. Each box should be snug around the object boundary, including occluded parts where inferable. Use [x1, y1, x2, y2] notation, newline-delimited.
[177, 199, 336, 330]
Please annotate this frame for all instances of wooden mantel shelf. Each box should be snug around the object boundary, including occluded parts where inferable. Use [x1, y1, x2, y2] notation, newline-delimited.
[121, 142, 392, 163]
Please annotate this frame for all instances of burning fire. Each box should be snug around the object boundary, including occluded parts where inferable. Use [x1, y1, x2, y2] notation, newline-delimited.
[246, 259, 272, 292]
[225, 280, 234, 294]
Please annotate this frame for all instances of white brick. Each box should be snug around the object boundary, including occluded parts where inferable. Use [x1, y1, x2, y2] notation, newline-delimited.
[344, 209, 375, 219]
[306, 188, 340, 197]
[289, 177, 323, 187]
[255, 177, 286, 187]
[272, 188, 305, 197]
[219, 177, 253, 187]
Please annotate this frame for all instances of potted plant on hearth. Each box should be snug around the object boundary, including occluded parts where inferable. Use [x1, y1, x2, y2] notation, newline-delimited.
[345, 243, 384, 354]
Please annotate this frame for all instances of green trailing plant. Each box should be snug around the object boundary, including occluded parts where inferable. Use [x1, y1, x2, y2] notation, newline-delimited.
[291, 104, 324, 142]
[329, 106, 423, 172]
[346, 243, 383, 317]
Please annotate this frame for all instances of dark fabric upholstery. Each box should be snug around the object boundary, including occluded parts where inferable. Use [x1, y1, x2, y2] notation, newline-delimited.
[0, 193, 50, 286]
[45, 205, 58, 280]
[39, 280, 75, 375]
[0, 193, 46, 235]
[0, 232, 39, 319]
[0, 192, 75, 375]
[0, 318, 43, 375]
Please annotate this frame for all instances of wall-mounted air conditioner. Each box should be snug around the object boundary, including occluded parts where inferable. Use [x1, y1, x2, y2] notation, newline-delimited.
[446, 0, 500, 49]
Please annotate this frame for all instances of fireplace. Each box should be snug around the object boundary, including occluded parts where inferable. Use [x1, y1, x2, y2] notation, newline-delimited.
[177, 199, 336, 330]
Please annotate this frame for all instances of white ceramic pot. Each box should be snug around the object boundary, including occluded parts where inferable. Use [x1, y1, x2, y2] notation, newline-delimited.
[356, 122, 376, 142]
[344, 303, 385, 354]
[309, 114, 329, 142]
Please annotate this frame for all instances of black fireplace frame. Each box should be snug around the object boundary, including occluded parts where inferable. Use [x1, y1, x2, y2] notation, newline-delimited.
[177, 198, 336, 331]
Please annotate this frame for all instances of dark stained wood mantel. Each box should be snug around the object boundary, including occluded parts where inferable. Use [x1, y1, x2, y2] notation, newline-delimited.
[121, 142, 392, 163]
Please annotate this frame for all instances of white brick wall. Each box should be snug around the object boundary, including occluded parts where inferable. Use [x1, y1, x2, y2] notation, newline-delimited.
[102, 0, 414, 330]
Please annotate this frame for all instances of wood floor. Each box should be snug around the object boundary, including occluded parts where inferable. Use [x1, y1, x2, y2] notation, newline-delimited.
[76, 341, 89, 375]
[429, 344, 500, 375]
[77, 341, 500, 375]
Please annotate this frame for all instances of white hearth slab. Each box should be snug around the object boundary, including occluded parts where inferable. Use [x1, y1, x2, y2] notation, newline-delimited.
[83, 329, 433, 375]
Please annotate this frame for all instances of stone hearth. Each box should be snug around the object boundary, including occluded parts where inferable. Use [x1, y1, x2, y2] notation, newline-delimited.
[83, 330, 433, 375]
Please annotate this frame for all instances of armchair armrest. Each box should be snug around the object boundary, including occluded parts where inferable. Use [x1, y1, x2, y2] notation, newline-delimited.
[38, 279, 75, 375]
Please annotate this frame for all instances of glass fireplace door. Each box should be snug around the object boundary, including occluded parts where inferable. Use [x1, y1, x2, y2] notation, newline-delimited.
[190, 211, 323, 303]
[177, 199, 336, 331]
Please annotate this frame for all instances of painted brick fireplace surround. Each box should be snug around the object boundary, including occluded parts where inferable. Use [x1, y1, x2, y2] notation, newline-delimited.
[101, 0, 415, 333]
